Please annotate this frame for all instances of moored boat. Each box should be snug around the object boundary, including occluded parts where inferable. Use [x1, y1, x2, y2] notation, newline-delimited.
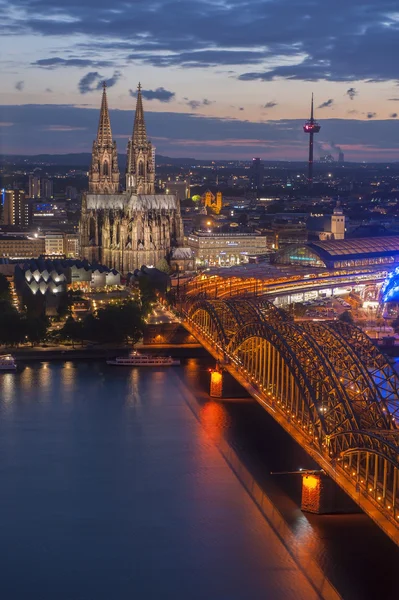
[107, 351, 180, 367]
[0, 354, 17, 371]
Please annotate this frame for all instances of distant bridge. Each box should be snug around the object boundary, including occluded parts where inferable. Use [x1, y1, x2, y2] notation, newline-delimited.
[181, 295, 399, 545]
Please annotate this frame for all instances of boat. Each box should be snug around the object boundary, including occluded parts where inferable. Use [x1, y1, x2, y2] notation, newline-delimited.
[0, 354, 17, 371]
[106, 351, 180, 367]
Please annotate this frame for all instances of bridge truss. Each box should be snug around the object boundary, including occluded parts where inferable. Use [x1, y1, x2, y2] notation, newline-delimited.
[182, 295, 399, 544]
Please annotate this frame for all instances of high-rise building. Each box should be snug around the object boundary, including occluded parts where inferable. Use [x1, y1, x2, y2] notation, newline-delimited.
[65, 186, 78, 200]
[338, 151, 345, 164]
[29, 175, 41, 198]
[250, 158, 264, 193]
[41, 178, 54, 199]
[1, 190, 31, 226]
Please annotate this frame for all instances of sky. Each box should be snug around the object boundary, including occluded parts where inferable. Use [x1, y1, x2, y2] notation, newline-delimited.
[1, 0, 399, 161]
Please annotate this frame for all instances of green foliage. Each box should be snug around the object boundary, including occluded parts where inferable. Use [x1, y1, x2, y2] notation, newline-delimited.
[139, 278, 157, 315]
[24, 315, 48, 346]
[0, 274, 11, 301]
[0, 301, 25, 346]
[60, 316, 85, 346]
[156, 258, 171, 275]
[59, 301, 145, 346]
[339, 310, 354, 325]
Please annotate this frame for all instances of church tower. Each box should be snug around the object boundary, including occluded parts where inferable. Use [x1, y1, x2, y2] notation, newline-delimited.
[126, 83, 155, 194]
[89, 82, 120, 194]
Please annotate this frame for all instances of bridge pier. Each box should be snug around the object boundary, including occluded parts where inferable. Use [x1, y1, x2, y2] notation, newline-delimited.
[209, 362, 223, 398]
[301, 472, 359, 514]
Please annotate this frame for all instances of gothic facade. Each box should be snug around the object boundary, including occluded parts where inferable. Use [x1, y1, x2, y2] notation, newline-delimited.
[80, 83, 184, 273]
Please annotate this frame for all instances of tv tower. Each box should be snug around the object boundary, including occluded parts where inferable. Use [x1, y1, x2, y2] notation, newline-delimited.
[303, 94, 321, 187]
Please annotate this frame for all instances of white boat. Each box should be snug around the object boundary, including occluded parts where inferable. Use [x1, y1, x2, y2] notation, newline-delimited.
[107, 351, 180, 367]
[0, 354, 17, 371]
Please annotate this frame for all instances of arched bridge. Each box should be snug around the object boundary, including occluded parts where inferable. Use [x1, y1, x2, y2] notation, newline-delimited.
[181, 295, 399, 545]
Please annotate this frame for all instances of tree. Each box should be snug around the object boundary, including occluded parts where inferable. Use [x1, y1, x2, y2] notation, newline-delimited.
[24, 316, 48, 346]
[0, 274, 10, 301]
[0, 304, 25, 347]
[156, 258, 171, 275]
[339, 310, 354, 325]
[61, 316, 84, 347]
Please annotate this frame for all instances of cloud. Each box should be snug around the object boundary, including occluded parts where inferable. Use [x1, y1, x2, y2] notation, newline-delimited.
[33, 57, 114, 69]
[78, 70, 121, 94]
[318, 99, 334, 109]
[346, 87, 358, 100]
[186, 98, 214, 110]
[367, 112, 377, 119]
[389, 98, 399, 101]
[129, 87, 175, 102]
[264, 101, 278, 109]
[6, 0, 399, 83]
[15, 81, 24, 91]
[45, 88, 53, 93]
[3, 103, 399, 161]
[390, 113, 398, 118]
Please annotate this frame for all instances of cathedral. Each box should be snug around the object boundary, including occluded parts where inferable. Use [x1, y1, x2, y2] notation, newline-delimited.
[79, 83, 184, 273]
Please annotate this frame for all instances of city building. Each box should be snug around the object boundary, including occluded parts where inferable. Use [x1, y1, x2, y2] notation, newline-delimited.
[28, 175, 41, 198]
[0, 234, 45, 259]
[1, 190, 31, 226]
[40, 178, 54, 199]
[165, 180, 190, 202]
[32, 201, 68, 226]
[14, 258, 122, 312]
[273, 236, 399, 269]
[66, 234, 80, 258]
[80, 83, 184, 273]
[307, 203, 346, 241]
[250, 158, 264, 193]
[187, 230, 267, 267]
[45, 233, 65, 256]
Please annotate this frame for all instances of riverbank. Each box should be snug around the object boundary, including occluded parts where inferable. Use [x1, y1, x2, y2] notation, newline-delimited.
[2, 343, 207, 362]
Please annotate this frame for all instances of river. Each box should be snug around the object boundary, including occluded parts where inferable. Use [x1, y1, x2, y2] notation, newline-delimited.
[0, 359, 397, 600]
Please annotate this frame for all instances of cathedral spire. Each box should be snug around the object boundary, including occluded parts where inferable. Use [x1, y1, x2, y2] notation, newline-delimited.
[126, 83, 155, 194]
[96, 82, 113, 146]
[132, 82, 148, 147]
[88, 83, 120, 194]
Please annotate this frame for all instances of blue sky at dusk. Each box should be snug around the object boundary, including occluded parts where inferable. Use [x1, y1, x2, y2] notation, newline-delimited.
[1, 0, 399, 160]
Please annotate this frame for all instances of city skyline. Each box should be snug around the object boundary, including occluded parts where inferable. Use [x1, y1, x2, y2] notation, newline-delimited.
[1, 0, 399, 160]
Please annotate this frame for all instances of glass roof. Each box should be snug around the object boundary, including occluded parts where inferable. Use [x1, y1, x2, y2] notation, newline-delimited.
[310, 236, 399, 258]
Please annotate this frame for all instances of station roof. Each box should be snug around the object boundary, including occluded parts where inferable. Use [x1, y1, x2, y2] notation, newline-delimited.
[305, 236, 399, 261]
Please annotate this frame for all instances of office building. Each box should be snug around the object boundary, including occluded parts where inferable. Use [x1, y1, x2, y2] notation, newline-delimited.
[1, 190, 31, 227]
[0, 234, 45, 259]
[45, 233, 65, 256]
[187, 230, 267, 267]
[41, 178, 54, 199]
[250, 158, 264, 193]
[29, 175, 41, 198]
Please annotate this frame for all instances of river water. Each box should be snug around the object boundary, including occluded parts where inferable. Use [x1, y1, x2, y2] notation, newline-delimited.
[0, 359, 398, 600]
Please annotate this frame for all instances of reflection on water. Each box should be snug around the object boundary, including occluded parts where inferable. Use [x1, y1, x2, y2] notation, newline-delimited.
[199, 401, 230, 444]
[0, 361, 398, 600]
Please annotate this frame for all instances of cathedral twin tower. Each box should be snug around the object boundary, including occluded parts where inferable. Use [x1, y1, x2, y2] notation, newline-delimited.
[80, 83, 184, 273]
[88, 82, 155, 195]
